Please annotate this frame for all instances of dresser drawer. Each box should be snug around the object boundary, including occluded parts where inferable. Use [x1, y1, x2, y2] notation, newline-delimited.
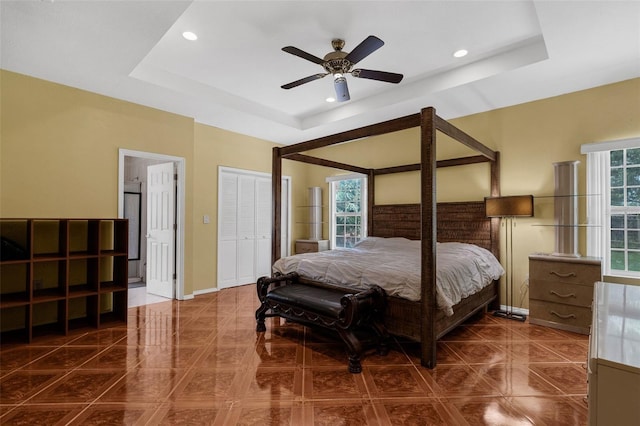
[295, 240, 329, 254]
[530, 259, 600, 285]
[529, 280, 594, 307]
[529, 299, 592, 331]
[295, 242, 316, 254]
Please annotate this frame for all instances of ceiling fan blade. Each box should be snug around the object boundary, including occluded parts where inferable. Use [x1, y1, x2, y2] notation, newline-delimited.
[344, 35, 384, 65]
[352, 69, 403, 84]
[334, 76, 350, 102]
[281, 73, 327, 90]
[282, 46, 325, 65]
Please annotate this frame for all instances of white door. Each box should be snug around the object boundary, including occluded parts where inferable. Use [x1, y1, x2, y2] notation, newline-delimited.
[146, 162, 174, 298]
[237, 175, 256, 284]
[218, 172, 239, 287]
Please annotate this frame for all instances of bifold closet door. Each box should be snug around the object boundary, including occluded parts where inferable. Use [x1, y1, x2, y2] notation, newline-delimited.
[218, 169, 272, 289]
[255, 177, 272, 278]
[218, 171, 239, 288]
[236, 175, 256, 285]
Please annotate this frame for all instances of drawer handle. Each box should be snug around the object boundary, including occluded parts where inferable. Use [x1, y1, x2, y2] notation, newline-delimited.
[549, 290, 576, 298]
[550, 271, 577, 278]
[550, 310, 576, 319]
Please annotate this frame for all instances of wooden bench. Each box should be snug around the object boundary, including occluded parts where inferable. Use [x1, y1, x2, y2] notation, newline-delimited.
[255, 272, 389, 373]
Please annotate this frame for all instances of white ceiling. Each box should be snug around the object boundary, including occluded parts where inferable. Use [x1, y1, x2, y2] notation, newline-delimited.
[2, 1, 638, 145]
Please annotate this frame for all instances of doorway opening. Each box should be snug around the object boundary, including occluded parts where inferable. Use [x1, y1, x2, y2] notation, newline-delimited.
[118, 149, 186, 307]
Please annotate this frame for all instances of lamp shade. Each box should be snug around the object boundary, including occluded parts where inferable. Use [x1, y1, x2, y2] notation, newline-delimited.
[485, 195, 534, 218]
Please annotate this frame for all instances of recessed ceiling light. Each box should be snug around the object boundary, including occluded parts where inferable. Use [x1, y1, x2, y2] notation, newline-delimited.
[326, 97, 336, 103]
[453, 49, 468, 58]
[182, 31, 198, 41]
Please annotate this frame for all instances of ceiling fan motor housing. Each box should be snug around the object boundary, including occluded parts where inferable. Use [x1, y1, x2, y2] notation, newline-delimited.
[323, 58, 352, 75]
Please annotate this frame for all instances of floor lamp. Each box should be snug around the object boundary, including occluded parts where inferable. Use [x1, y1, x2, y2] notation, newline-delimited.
[485, 195, 534, 322]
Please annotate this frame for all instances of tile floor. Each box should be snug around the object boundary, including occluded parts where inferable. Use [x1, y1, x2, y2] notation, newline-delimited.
[1, 284, 590, 425]
[127, 285, 172, 309]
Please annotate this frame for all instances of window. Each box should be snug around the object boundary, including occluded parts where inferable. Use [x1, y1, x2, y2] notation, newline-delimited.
[609, 148, 640, 274]
[583, 138, 640, 277]
[327, 174, 367, 249]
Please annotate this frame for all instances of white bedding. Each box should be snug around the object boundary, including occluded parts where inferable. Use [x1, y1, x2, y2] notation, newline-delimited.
[272, 237, 504, 316]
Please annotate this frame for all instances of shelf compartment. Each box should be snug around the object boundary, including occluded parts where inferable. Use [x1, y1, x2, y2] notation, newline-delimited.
[32, 299, 66, 338]
[0, 305, 29, 343]
[99, 220, 128, 255]
[32, 259, 66, 299]
[68, 294, 99, 330]
[69, 219, 101, 256]
[32, 220, 67, 258]
[99, 255, 128, 291]
[69, 258, 99, 294]
[99, 290, 127, 326]
[0, 219, 30, 261]
[0, 262, 29, 307]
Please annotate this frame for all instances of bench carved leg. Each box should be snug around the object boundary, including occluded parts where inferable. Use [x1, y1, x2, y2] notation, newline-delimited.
[337, 328, 363, 374]
[255, 273, 299, 333]
[255, 303, 267, 332]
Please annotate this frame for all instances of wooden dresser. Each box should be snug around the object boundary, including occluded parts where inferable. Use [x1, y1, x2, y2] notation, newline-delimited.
[295, 239, 329, 254]
[528, 253, 601, 334]
[588, 282, 640, 425]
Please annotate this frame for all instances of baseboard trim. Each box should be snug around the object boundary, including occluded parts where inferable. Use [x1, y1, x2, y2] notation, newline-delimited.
[193, 287, 219, 296]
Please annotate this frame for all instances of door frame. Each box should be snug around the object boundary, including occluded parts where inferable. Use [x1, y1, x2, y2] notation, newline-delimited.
[118, 149, 187, 300]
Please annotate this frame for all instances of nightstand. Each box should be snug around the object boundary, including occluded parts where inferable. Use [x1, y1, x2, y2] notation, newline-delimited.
[528, 253, 602, 334]
[295, 239, 329, 254]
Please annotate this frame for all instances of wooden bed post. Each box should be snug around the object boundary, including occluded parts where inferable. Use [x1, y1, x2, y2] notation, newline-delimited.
[490, 151, 501, 259]
[272, 147, 282, 265]
[489, 151, 501, 310]
[367, 170, 375, 237]
[421, 107, 438, 368]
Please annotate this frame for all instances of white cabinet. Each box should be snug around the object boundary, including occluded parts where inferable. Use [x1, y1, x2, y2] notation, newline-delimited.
[218, 168, 272, 288]
[588, 282, 640, 425]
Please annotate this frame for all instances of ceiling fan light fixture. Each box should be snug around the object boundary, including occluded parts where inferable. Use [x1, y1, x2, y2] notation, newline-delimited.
[182, 31, 198, 41]
[334, 75, 350, 102]
[453, 49, 468, 58]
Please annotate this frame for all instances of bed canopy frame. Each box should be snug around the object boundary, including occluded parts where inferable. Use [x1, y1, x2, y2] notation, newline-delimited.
[270, 106, 500, 367]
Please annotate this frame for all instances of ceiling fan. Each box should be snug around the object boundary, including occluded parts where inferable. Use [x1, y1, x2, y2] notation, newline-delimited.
[281, 35, 403, 102]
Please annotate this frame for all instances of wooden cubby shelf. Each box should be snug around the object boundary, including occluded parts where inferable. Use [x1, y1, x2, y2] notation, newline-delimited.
[0, 218, 128, 343]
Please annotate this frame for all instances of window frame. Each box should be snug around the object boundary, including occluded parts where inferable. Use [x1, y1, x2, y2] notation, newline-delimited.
[608, 147, 640, 276]
[583, 138, 640, 278]
[326, 173, 367, 249]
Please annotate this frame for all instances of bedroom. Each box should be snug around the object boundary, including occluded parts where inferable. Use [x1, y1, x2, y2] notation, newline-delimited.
[1, 1, 640, 424]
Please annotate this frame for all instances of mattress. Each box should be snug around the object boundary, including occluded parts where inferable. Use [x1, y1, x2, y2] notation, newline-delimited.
[272, 237, 504, 316]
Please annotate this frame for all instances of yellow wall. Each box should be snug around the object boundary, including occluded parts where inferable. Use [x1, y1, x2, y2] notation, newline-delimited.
[450, 78, 640, 300]
[2, 68, 639, 308]
[302, 78, 640, 307]
[0, 70, 199, 293]
[192, 125, 307, 290]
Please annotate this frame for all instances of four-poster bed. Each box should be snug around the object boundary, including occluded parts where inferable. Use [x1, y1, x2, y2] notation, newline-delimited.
[268, 106, 501, 368]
